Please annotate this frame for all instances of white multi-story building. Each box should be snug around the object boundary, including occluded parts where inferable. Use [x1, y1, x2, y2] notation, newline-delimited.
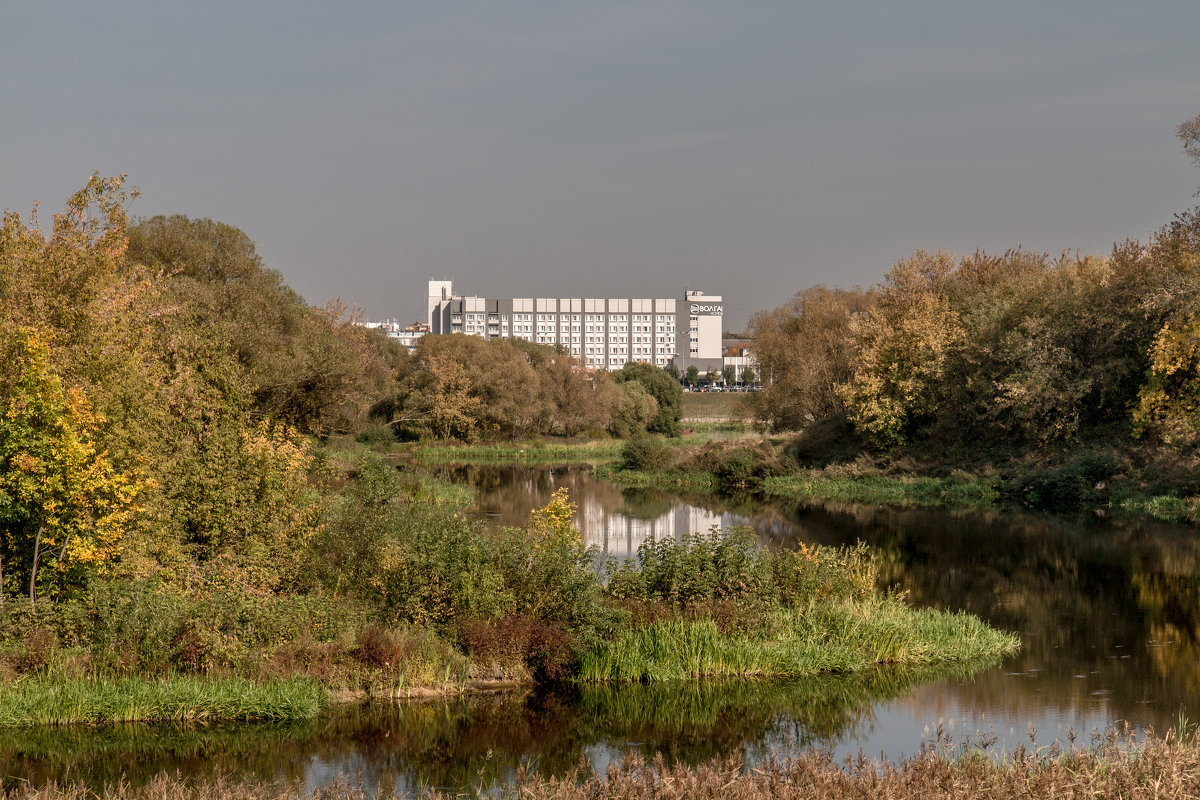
[426, 280, 723, 371]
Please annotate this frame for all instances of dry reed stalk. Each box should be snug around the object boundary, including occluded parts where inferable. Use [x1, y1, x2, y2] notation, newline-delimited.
[6, 729, 1200, 799]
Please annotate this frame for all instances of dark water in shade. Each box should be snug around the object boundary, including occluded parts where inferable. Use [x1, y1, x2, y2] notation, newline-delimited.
[5, 464, 1200, 794]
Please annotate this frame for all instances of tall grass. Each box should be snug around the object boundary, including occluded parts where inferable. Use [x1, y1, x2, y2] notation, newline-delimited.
[591, 465, 718, 492]
[760, 470, 1000, 510]
[0, 676, 326, 727]
[576, 601, 1017, 682]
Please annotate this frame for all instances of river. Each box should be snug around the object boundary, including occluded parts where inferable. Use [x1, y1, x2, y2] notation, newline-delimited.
[5, 464, 1199, 794]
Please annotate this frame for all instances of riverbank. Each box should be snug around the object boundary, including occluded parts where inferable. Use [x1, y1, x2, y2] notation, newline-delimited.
[405, 422, 755, 466]
[760, 470, 1000, 511]
[402, 428, 1198, 523]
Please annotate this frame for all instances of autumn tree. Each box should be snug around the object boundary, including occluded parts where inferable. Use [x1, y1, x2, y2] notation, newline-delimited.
[394, 335, 545, 440]
[0, 329, 145, 603]
[744, 285, 872, 430]
[1132, 118, 1200, 448]
[126, 215, 400, 436]
[512, 339, 618, 436]
[1134, 314, 1200, 449]
[837, 251, 965, 448]
[1181, 110, 1200, 170]
[0, 179, 332, 589]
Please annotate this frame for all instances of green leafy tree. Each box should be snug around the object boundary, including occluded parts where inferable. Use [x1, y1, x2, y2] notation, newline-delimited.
[741, 367, 756, 385]
[685, 366, 700, 387]
[722, 365, 738, 386]
[608, 381, 658, 438]
[0, 329, 145, 603]
[614, 363, 683, 437]
[127, 215, 399, 436]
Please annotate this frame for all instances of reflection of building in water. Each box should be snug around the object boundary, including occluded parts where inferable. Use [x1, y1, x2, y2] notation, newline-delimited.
[575, 495, 745, 557]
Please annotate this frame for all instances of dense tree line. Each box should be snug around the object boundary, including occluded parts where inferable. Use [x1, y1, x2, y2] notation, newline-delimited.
[384, 333, 681, 441]
[0, 178, 405, 601]
[746, 112, 1200, 461]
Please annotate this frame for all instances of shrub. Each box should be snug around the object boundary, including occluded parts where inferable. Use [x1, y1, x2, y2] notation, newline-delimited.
[616, 527, 774, 607]
[606, 528, 879, 615]
[350, 454, 404, 506]
[362, 492, 613, 672]
[772, 542, 876, 605]
[1007, 449, 1122, 511]
[459, 613, 578, 681]
[355, 424, 397, 447]
[621, 436, 673, 472]
[715, 449, 760, 487]
[0, 582, 371, 678]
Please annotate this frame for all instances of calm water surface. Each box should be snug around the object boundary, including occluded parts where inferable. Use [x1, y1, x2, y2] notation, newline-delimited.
[6, 464, 1200, 793]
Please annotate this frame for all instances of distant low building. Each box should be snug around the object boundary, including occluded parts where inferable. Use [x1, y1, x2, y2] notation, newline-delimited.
[357, 319, 430, 352]
[394, 321, 431, 351]
[722, 342, 757, 383]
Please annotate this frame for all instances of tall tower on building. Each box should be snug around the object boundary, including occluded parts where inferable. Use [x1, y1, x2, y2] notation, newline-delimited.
[427, 279, 453, 328]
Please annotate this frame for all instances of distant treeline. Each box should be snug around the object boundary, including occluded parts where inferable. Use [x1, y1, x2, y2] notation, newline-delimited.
[384, 337, 682, 441]
[745, 113, 1200, 462]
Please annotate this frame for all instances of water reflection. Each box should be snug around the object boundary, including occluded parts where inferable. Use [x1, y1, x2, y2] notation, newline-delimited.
[0, 665, 978, 793]
[446, 465, 1200, 738]
[442, 465, 743, 556]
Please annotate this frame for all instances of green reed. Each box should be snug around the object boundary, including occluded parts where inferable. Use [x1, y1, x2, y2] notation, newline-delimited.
[577, 600, 1018, 683]
[0, 676, 326, 727]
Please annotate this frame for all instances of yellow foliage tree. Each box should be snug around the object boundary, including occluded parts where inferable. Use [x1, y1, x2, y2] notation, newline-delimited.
[838, 251, 965, 448]
[1134, 315, 1200, 449]
[0, 329, 147, 603]
[528, 487, 580, 549]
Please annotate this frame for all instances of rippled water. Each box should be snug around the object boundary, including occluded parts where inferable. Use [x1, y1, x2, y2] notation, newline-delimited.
[6, 464, 1199, 793]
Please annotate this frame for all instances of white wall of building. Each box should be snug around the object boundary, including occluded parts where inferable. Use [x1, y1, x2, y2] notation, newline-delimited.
[426, 280, 717, 372]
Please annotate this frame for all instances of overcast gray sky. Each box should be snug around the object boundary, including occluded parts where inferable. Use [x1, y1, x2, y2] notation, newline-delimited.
[3, 1, 1198, 329]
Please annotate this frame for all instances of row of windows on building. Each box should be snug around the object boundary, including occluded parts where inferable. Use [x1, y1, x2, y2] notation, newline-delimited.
[446, 311, 699, 364]
[452, 313, 676, 326]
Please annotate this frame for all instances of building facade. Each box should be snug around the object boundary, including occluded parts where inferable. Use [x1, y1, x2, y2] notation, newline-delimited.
[426, 280, 723, 371]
